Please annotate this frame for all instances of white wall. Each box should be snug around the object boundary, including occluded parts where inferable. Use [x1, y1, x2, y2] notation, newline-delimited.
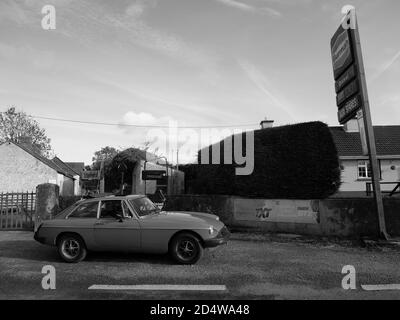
[56, 174, 74, 196]
[73, 174, 81, 196]
[339, 158, 400, 192]
[0, 142, 58, 192]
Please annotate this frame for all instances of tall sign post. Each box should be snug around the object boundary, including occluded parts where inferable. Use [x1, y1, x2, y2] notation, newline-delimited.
[330, 8, 389, 239]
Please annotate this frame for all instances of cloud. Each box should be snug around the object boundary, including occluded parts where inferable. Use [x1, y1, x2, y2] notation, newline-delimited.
[0, 0, 219, 71]
[370, 49, 400, 83]
[237, 59, 297, 120]
[120, 111, 171, 128]
[104, 10, 219, 69]
[0, 42, 56, 70]
[215, 0, 281, 17]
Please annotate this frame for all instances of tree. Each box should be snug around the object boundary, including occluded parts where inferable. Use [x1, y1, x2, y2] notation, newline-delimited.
[91, 146, 120, 170]
[0, 107, 52, 157]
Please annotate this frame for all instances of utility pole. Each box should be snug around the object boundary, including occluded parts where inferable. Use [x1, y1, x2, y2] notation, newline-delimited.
[176, 148, 179, 170]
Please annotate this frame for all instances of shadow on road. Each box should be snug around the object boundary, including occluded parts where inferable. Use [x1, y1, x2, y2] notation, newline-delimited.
[0, 239, 175, 265]
[85, 251, 173, 265]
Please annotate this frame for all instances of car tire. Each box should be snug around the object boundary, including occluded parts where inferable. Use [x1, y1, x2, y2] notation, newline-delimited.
[170, 233, 203, 265]
[57, 234, 87, 263]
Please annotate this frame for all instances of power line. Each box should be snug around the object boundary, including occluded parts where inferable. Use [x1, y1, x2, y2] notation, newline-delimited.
[32, 115, 258, 129]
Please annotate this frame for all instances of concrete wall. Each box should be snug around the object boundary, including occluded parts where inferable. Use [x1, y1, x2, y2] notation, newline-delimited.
[165, 194, 400, 238]
[339, 158, 400, 192]
[57, 173, 74, 197]
[0, 142, 58, 192]
[73, 174, 81, 196]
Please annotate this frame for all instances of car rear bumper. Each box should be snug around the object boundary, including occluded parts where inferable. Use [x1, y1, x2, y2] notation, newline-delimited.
[204, 226, 230, 248]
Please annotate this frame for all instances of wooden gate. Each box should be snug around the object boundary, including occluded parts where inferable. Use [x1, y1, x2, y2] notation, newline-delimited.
[0, 192, 36, 230]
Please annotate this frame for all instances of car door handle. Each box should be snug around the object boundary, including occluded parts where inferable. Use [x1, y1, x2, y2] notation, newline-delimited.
[95, 222, 104, 226]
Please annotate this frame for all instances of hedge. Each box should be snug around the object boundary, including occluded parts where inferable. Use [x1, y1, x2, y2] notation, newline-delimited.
[180, 121, 341, 199]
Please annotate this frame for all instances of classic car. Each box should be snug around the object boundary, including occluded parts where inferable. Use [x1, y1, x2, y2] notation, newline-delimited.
[34, 195, 230, 264]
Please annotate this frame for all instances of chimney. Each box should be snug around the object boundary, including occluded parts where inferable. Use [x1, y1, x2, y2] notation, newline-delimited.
[260, 118, 274, 129]
[343, 118, 359, 133]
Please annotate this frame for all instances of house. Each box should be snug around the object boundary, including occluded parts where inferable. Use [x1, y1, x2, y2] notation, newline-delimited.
[64, 162, 85, 175]
[330, 119, 400, 194]
[52, 157, 83, 196]
[104, 148, 184, 196]
[0, 140, 82, 196]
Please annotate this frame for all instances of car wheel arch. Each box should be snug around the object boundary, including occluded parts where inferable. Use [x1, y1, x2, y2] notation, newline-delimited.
[55, 232, 87, 248]
[168, 230, 204, 250]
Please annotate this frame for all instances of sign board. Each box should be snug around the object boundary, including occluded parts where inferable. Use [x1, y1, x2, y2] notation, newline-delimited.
[142, 170, 166, 180]
[331, 24, 361, 124]
[335, 64, 356, 93]
[331, 27, 353, 80]
[82, 170, 100, 180]
[337, 94, 362, 124]
[233, 199, 319, 224]
[330, 8, 388, 238]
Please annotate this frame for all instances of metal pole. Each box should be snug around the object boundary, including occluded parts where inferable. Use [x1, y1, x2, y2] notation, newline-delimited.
[144, 160, 147, 195]
[352, 11, 389, 239]
[164, 157, 169, 196]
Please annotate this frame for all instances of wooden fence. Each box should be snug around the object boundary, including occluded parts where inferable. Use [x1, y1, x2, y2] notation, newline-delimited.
[0, 192, 36, 230]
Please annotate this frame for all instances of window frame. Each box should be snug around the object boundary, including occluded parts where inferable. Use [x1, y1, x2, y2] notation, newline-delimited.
[127, 196, 160, 218]
[122, 200, 138, 219]
[98, 199, 126, 220]
[357, 160, 382, 180]
[66, 200, 100, 219]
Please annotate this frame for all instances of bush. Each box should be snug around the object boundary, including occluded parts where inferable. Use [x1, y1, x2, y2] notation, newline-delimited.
[182, 121, 341, 199]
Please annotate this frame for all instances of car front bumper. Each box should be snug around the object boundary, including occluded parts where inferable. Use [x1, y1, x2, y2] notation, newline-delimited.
[204, 226, 230, 248]
[33, 231, 46, 244]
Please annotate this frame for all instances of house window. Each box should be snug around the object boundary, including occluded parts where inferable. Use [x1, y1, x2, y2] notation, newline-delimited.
[358, 160, 372, 178]
[357, 160, 382, 179]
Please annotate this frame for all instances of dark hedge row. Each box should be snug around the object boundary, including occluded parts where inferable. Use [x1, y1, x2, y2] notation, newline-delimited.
[180, 121, 341, 199]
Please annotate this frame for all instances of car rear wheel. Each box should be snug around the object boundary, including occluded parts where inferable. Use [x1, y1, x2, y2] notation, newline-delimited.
[57, 234, 87, 263]
[170, 233, 203, 265]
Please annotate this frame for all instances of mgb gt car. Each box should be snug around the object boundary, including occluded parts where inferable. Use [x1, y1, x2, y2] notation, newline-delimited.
[34, 195, 230, 264]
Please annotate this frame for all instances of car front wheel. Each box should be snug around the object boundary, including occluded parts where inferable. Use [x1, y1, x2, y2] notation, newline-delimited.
[57, 234, 87, 263]
[170, 233, 203, 265]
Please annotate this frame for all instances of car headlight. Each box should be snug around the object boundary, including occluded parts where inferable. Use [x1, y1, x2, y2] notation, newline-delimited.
[208, 226, 218, 235]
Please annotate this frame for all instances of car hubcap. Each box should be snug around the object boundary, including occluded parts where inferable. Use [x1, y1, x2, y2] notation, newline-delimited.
[62, 239, 80, 259]
[177, 239, 196, 260]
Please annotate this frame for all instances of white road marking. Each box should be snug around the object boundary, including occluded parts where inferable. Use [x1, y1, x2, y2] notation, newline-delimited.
[88, 284, 227, 291]
[361, 284, 400, 291]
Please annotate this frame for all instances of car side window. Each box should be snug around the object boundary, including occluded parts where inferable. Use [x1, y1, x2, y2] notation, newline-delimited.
[100, 200, 124, 219]
[122, 201, 133, 218]
[68, 201, 99, 219]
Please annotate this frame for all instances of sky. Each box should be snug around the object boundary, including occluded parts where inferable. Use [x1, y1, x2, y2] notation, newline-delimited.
[0, 0, 399, 165]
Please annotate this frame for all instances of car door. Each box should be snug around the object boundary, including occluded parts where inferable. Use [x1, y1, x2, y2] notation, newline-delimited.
[93, 199, 141, 251]
[66, 200, 99, 248]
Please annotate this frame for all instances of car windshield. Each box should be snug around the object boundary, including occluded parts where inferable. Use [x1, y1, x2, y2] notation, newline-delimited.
[128, 197, 160, 217]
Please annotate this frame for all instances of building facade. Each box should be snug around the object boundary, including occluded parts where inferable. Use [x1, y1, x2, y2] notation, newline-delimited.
[0, 141, 81, 196]
[330, 120, 400, 194]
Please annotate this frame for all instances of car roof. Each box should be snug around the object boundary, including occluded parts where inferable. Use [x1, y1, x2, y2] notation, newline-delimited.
[80, 194, 145, 203]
